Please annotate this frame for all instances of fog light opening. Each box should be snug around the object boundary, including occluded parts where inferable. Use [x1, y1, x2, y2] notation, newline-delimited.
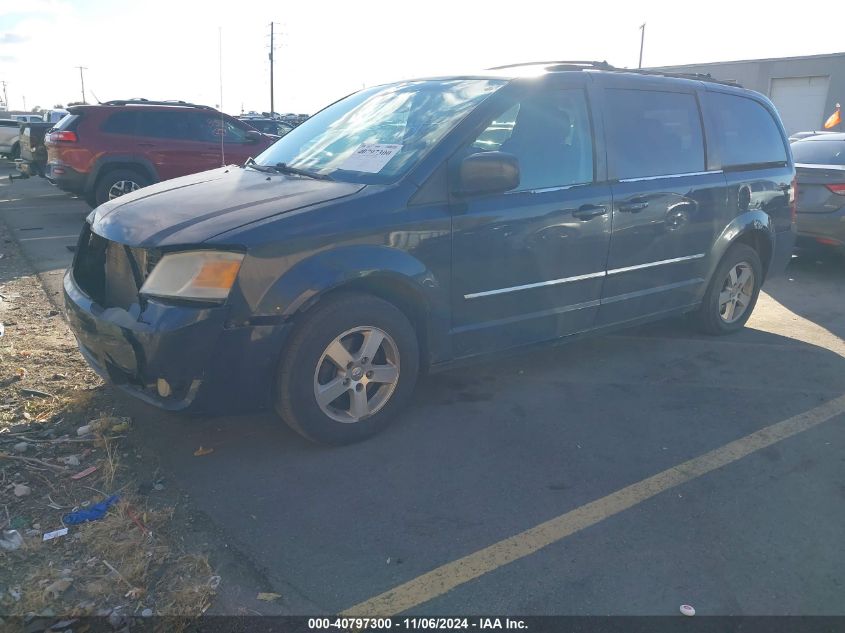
[157, 378, 172, 398]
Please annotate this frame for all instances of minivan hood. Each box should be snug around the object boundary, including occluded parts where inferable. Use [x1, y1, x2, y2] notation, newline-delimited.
[91, 166, 365, 247]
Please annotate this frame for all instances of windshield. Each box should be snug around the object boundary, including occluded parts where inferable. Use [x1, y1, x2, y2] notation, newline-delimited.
[792, 139, 845, 165]
[254, 78, 505, 184]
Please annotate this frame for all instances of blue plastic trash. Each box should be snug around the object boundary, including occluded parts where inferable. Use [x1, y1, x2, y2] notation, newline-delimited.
[62, 495, 120, 525]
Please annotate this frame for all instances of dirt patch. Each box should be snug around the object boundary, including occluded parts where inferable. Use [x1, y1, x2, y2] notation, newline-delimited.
[0, 222, 218, 624]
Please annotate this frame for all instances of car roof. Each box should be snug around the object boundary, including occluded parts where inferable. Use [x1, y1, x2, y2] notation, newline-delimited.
[68, 99, 218, 114]
[391, 61, 753, 98]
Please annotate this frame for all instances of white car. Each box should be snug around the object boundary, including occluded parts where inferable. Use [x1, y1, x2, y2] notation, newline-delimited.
[43, 109, 69, 124]
[0, 119, 21, 158]
[12, 114, 43, 123]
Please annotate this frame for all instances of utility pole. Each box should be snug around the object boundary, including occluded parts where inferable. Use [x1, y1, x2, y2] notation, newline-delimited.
[1, 81, 7, 111]
[638, 23, 646, 69]
[269, 22, 275, 116]
[75, 66, 88, 104]
[268, 22, 282, 116]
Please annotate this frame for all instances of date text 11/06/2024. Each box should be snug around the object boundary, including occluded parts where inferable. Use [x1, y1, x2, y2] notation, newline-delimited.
[307, 618, 528, 630]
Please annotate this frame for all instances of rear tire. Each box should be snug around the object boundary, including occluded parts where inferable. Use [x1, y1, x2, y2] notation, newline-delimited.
[93, 168, 149, 206]
[275, 293, 420, 445]
[10, 143, 20, 160]
[694, 243, 763, 335]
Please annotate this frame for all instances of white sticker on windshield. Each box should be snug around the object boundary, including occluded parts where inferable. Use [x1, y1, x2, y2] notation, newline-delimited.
[340, 143, 402, 173]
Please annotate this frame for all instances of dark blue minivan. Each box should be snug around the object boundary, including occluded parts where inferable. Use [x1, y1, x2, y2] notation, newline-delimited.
[64, 62, 796, 443]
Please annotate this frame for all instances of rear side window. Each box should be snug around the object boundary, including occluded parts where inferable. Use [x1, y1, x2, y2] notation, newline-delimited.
[705, 92, 787, 167]
[53, 114, 80, 131]
[605, 89, 705, 179]
[136, 111, 193, 140]
[0, 120, 18, 128]
[789, 139, 845, 165]
[101, 111, 137, 135]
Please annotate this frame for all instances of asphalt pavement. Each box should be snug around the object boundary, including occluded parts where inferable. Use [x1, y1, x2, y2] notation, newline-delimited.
[2, 164, 844, 616]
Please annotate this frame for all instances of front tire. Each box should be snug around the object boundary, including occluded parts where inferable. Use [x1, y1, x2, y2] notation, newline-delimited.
[694, 243, 763, 335]
[275, 293, 420, 444]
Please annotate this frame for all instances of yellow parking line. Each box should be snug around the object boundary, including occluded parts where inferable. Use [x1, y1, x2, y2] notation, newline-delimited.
[343, 393, 845, 616]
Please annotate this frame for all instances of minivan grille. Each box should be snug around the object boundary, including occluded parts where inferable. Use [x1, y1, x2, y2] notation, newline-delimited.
[73, 225, 158, 310]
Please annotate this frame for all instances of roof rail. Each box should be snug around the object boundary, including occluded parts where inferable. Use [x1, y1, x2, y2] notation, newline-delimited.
[101, 98, 216, 110]
[618, 68, 741, 87]
[487, 61, 742, 87]
[488, 60, 613, 70]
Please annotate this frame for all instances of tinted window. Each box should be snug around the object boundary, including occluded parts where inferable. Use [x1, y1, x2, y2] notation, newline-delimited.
[788, 139, 845, 165]
[606, 89, 705, 179]
[705, 92, 787, 167]
[192, 113, 249, 143]
[136, 111, 193, 140]
[101, 111, 137, 135]
[53, 114, 79, 131]
[469, 89, 594, 190]
[243, 119, 274, 133]
[0, 120, 18, 128]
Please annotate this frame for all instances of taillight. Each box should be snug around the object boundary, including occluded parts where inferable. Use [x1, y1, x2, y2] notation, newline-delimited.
[48, 130, 77, 143]
[790, 177, 798, 222]
[824, 183, 845, 195]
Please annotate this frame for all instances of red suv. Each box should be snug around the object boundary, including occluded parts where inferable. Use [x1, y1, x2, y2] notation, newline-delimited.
[45, 99, 276, 206]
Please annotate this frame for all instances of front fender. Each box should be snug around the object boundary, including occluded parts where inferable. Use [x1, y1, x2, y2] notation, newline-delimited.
[704, 210, 774, 291]
[241, 244, 451, 363]
[266, 245, 439, 314]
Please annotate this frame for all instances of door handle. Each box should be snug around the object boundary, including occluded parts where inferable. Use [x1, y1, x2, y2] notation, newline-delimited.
[572, 204, 607, 220]
[618, 198, 649, 213]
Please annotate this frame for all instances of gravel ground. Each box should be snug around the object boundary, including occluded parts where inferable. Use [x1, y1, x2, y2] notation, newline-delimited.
[0, 220, 218, 627]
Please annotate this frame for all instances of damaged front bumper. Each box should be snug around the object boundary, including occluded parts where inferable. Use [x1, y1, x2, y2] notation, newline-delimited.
[63, 269, 290, 413]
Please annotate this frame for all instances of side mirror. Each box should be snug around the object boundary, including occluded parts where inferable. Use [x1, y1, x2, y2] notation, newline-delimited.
[456, 152, 519, 197]
[245, 130, 262, 143]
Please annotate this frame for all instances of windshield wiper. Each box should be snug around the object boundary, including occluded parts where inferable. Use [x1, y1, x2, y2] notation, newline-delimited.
[243, 157, 276, 173]
[273, 162, 333, 181]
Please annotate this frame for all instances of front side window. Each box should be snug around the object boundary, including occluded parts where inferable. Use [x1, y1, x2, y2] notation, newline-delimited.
[192, 113, 250, 143]
[606, 89, 705, 179]
[705, 92, 788, 167]
[468, 89, 594, 190]
[255, 79, 505, 184]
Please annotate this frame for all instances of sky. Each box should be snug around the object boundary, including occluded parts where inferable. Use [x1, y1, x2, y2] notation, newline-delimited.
[0, 0, 843, 116]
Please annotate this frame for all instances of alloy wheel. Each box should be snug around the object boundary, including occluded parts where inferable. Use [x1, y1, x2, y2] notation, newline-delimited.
[718, 261, 755, 323]
[108, 180, 141, 200]
[313, 326, 400, 423]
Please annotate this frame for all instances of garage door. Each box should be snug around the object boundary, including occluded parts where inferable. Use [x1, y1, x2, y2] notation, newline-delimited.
[770, 76, 830, 135]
